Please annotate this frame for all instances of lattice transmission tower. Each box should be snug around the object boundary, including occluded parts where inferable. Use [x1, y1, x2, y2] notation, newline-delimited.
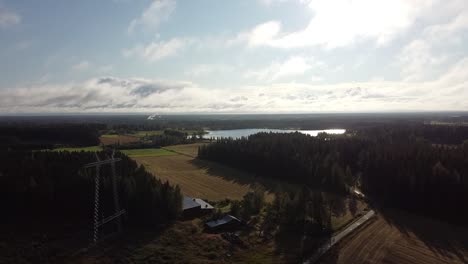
[83, 150, 126, 245]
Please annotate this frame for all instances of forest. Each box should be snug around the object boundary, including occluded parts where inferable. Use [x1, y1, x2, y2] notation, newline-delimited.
[198, 124, 468, 225]
[0, 124, 103, 149]
[0, 149, 182, 228]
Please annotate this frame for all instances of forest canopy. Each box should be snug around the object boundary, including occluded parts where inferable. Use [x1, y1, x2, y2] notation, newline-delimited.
[0, 150, 182, 227]
[198, 125, 468, 225]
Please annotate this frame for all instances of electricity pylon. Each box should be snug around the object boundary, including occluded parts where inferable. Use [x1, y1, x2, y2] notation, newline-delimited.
[83, 150, 126, 245]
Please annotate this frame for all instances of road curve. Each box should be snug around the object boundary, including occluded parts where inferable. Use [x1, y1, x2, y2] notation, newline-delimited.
[303, 210, 375, 264]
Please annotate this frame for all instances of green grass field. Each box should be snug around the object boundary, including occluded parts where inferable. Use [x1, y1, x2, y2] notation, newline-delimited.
[53, 146, 102, 152]
[120, 148, 176, 157]
[100, 134, 119, 138]
[51, 146, 175, 158]
[129, 130, 164, 137]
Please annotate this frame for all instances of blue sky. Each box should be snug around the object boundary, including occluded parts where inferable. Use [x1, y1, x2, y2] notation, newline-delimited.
[1, 0, 468, 113]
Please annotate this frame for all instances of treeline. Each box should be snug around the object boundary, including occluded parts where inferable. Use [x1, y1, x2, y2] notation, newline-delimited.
[198, 127, 468, 225]
[0, 150, 182, 227]
[356, 124, 468, 144]
[0, 124, 102, 149]
[199, 132, 360, 192]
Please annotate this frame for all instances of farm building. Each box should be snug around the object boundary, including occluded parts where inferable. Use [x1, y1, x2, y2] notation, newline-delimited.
[182, 196, 214, 218]
[205, 215, 242, 232]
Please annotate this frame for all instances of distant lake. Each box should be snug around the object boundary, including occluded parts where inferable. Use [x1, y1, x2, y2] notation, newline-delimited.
[203, 129, 346, 139]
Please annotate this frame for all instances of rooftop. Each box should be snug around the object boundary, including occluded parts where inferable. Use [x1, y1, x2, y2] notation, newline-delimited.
[205, 215, 241, 228]
[194, 198, 214, 210]
[183, 196, 200, 210]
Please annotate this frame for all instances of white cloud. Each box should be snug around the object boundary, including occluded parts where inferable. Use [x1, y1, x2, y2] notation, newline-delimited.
[397, 6, 468, 81]
[1, 60, 468, 113]
[246, 0, 434, 49]
[424, 11, 468, 42]
[128, 0, 175, 34]
[123, 38, 190, 62]
[72, 61, 91, 71]
[0, 6, 20, 28]
[185, 64, 234, 77]
[247, 21, 281, 47]
[397, 40, 446, 81]
[259, 0, 309, 6]
[245, 56, 321, 81]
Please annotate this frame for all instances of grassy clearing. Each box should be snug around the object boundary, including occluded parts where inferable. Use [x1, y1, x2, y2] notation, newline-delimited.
[134, 143, 288, 201]
[163, 142, 207, 157]
[100, 134, 119, 138]
[120, 148, 176, 158]
[50, 147, 175, 158]
[129, 130, 164, 137]
[53, 146, 102, 152]
[99, 134, 140, 145]
[134, 154, 253, 201]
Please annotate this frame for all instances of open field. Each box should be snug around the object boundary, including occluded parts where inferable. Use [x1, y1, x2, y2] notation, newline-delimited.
[53, 146, 102, 152]
[128, 130, 164, 137]
[134, 144, 366, 231]
[134, 143, 301, 201]
[319, 210, 468, 264]
[99, 134, 140, 145]
[120, 148, 176, 158]
[163, 142, 206, 157]
[100, 134, 119, 138]
[134, 154, 255, 201]
[51, 146, 174, 158]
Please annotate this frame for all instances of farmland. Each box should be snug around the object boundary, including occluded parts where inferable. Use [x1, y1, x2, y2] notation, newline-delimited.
[99, 134, 140, 145]
[164, 143, 206, 157]
[120, 148, 176, 157]
[51, 146, 175, 158]
[134, 153, 256, 201]
[52, 146, 102, 152]
[133, 143, 368, 231]
[134, 143, 299, 201]
[318, 209, 468, 264]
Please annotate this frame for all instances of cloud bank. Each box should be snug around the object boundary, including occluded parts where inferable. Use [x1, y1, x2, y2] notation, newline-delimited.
[2, 60, 467, 113]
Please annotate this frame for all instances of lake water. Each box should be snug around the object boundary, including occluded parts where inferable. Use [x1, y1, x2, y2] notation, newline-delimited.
[203, 128, 346, 139]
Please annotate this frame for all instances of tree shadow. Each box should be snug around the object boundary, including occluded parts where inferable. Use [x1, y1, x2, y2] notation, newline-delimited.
[273, 225, 308, 263]
[190, 158, 299, 195]
[376, 206, 468, 263]
[67, 223, 170, 263]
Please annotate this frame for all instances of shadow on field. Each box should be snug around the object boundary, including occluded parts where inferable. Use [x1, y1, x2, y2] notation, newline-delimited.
[189, 158, 298, 195]
[378, 208, 468, 263]
[70, 225, 167, 263]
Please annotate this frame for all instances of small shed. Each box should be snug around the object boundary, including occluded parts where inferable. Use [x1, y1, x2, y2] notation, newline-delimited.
[205, 215, 242, 232]
[182, 196, 214, 218]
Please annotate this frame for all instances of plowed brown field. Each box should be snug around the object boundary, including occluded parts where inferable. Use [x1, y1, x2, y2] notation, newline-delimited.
[100, 135, 140, 145]
[319, 211, 468, 264]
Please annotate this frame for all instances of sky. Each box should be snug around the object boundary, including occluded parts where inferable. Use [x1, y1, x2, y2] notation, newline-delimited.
[0, 0, 468, 114]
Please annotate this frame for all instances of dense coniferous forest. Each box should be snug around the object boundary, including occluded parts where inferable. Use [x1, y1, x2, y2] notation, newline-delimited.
[0, 150, 182, 227]
[198, 125, 468, 225]
[0, 124, 103, 149]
